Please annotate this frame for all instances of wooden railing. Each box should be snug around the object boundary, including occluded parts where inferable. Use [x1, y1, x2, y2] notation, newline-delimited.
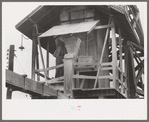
[35, 63, 64, 84]
[73, 62, 128, 97]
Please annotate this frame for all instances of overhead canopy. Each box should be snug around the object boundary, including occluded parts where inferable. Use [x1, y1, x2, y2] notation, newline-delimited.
[39, 20, 99, 38]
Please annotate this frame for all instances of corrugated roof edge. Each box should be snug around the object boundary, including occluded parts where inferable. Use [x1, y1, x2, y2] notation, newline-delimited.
[15, 5, 43, 29]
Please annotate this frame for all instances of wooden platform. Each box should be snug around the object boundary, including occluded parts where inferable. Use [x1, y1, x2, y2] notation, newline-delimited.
[73, 88, 126, 99]
[6, 69, 68, 99]
[6, 69, 127, 99]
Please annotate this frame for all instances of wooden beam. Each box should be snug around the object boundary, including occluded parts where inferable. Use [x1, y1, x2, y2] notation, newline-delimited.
[46, 40, 50, 77]
[130, 41, 144, 53]
[6, 69, 58, 97]
[88, 20, 99, 34]
[109, 37, 123, 46]
[124, 40, 128, 98]
[95, 24, 114, 30]
[111, 16, 118, 89]
[45, 76, 64, 84]
[73, 75, 113, 80]
[34, 33, 40, 81]
[35, 64, 64, 72]
[130, 43, 142, 63]
[128, 46, 137, 98]
[37, 36, 48, 83]
[74, 66, 95, 70]
[31, 25, 38, 80]
[73, 62, 112, 66]
[118, 28, 124, 94]
[94, 17, 111, 88]
[35, 72, 50, 80]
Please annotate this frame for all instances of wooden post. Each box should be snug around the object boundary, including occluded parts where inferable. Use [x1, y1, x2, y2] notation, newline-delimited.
[46, 40, 49, 77]
[118, 28, 123, 94]
[8, 45, 15, 71]
[64, 54, 74, 98]
[129, 46, 137, 98]
[35, 44, 40, 81]
[111, 15, 118, 89]
[124, 40, 128, 98]
[6, 88, 13, 99]
[31, 25, 37, 80]
[37, 37, 48, 83]
[86, 34, 89, 56]
[7, 45, 15, 99]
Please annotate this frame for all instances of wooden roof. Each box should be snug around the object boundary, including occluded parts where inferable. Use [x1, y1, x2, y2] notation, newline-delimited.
[15, 5, 144, 54]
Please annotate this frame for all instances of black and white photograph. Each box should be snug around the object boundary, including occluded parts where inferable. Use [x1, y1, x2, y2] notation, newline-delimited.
[2, 2, 147, 120]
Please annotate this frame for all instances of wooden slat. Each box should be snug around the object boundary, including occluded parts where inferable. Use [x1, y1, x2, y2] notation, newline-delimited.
[116, 78, 122, 85]
[35, 72, 50, 80]
[46, 76, 64, 84]
[94, 24, 114, 30]
[73, 75, 113, 80]
[74, 66, 95, 70]
[101, 67, 113, 71]
[73, 62, 112, 66]
[80, 79, 85, 89]
[36, 64, 64, 72]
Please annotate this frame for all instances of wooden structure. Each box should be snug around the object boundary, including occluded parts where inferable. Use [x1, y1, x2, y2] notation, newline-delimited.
[6, 5, 144, 99]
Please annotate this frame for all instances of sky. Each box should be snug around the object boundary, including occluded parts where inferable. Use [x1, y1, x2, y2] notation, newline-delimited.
[2, 2, 147, 99]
